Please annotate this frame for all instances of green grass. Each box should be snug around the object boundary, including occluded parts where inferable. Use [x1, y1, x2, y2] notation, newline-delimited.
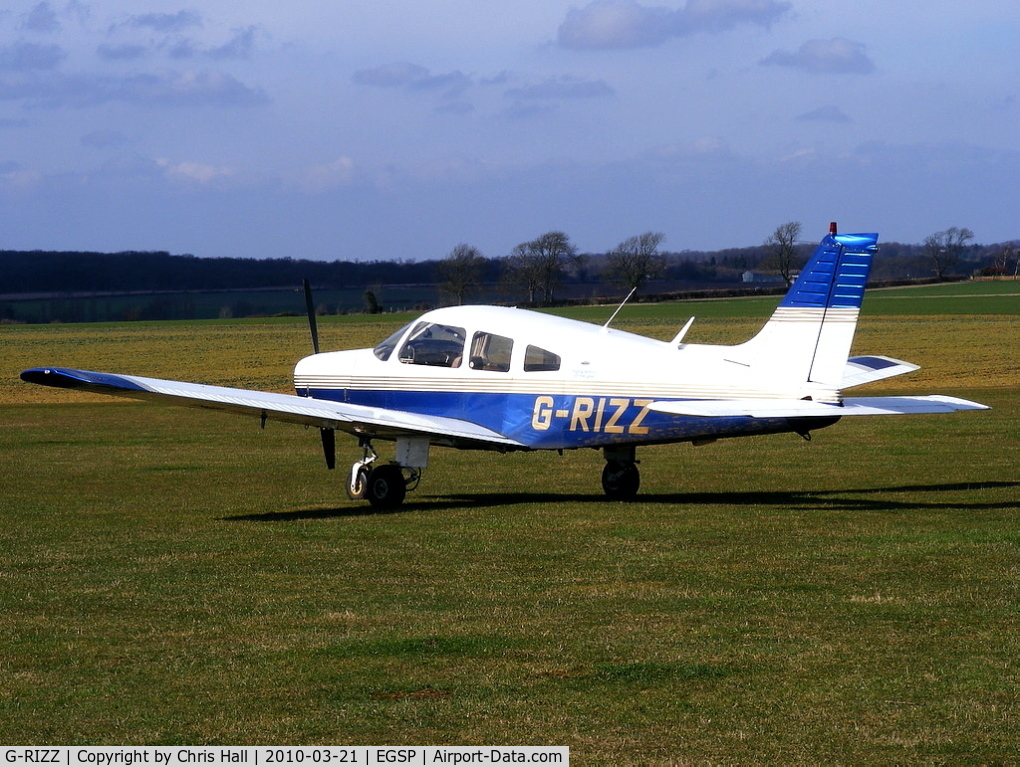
[1, 293, 1018, 761]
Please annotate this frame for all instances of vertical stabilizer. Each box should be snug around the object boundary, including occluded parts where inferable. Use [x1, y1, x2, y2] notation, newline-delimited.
[732, 228, 878, 393]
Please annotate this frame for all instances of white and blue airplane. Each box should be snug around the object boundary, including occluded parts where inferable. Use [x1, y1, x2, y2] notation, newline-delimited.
[22, 224, 987, 509]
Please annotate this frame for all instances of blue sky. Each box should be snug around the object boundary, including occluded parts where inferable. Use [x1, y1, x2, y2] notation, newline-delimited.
[1, 1, 1018, 261]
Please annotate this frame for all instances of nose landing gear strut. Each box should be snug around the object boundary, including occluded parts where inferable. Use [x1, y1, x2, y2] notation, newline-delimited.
[345, 438, 425, 510]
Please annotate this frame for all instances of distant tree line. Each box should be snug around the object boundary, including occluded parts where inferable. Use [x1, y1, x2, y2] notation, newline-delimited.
[0, 250, 466, 294]
[2, 224, 1015, 324]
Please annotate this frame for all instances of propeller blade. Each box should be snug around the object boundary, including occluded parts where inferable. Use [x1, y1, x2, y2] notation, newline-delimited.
[320, 428, 336, 470]
[303, 278, 320, 355]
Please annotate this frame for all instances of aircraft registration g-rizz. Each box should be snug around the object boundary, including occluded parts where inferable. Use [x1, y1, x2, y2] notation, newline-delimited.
[22, 223, 988, 509]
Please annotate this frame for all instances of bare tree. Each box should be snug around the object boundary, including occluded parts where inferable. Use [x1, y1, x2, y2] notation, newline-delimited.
[437, 243, 485, 305]
[501, 244, 544, 303]
[992, 242, 1017, 278]
[763, 221, 803, 286]
[924, 226, 975, 280]
[502, 231, 580, 303]
[607, 232, 665, 291]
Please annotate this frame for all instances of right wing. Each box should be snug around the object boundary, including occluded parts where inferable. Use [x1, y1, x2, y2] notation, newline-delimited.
[20, 367, 524, 449]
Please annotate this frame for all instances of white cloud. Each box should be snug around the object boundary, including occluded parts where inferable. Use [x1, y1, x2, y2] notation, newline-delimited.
[292, 157, 356, 193]
[123, 11, 203, 34]
[80, 129, 130, 149]
[0, 166, 44, 191]
[761, 38, 875, 75]
[558, 0, 675, 49]
[0, 41, 66, 71]
[158, 159, 237, 184]
[353, 61, 429, 88]
[96, 43, 148, 61]
[207, 26, 259, 61]
[681, 0, 792, 33]
[21, 2, 60, 34]
[352, 62, 471, 99]
[505, 75, 615, 100]
[557, 0, 791, 50]
[0, 68, 269, 108]
[796, 105, 853, 123]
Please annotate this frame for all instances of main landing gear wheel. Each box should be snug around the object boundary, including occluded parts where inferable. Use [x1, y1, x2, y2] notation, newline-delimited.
[365, 464, 407, 510]
[602, 460, 640, 500]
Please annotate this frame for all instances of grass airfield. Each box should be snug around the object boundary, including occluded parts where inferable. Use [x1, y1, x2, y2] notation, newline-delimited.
[1, 282, 1017, 762]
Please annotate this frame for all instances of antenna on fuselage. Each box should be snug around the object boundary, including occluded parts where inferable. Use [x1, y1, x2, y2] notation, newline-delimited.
[603, 286, 637, 329]
[670, 316, 696, 346]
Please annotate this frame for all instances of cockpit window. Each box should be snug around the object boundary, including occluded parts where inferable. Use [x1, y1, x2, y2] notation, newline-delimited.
[469, 331, 513, 372]
[373, 321, 414, 361]
[524, 345, 561, 372]
[398, 321, 465, 367]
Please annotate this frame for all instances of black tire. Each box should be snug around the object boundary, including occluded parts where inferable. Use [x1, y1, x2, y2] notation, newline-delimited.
[365, 464, 407, 510]
[601, 461, 640, 500]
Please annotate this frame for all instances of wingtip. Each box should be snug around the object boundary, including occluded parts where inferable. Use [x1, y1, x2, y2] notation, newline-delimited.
[20, 367, 54, 384]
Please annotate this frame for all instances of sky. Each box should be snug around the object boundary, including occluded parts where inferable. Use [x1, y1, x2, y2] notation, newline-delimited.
[1, 1, 1018, 261]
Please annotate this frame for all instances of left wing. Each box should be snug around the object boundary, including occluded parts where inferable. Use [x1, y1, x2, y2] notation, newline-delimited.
[647, 395, 989, 419]
[20, 367, 524, 448]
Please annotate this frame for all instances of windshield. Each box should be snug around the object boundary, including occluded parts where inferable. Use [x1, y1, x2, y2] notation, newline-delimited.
[373, 321, 414, 361]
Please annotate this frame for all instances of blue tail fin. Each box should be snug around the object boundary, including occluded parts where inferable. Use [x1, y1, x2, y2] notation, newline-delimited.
[733, 226, 878, 395]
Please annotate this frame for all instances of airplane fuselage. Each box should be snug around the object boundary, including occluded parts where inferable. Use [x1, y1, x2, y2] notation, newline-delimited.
[293, 305, 839, 451]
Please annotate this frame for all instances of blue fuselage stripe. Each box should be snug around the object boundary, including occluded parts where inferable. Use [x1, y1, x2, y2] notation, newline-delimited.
[307, 388, 835, 449]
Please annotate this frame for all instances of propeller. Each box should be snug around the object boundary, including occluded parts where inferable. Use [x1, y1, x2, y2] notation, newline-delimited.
[302, 278, 335, 470]
[320, 426, 336, 470]
[303, 278, 320, 354]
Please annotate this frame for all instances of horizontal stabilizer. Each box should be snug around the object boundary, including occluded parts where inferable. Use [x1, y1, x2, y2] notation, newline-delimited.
[841, 355, 920, 388]
[648, 394, 988, 419]
[20, 367, 524, 447]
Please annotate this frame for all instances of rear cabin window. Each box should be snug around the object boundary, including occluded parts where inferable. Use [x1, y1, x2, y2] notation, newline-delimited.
[398, 321, 465, 368]
[524, 345, 561, 372]
[469, 332, 513, 372]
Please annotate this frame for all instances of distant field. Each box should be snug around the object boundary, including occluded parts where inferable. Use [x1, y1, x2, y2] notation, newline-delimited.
[861, 278, 1020, 315]
[1, 288, 1017, 760]
[557, 276, 1020, 324]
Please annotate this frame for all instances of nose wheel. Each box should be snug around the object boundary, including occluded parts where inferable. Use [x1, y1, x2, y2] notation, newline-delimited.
[346, 443, 377, 501]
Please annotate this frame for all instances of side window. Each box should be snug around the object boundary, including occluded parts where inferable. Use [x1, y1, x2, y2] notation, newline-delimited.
[469, 331, 513, 372]
[524, 345, 561, 372]
[398, 321, 465, 367]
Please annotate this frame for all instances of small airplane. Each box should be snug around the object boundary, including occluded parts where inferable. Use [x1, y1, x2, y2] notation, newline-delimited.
[21, 223, 988, 509]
